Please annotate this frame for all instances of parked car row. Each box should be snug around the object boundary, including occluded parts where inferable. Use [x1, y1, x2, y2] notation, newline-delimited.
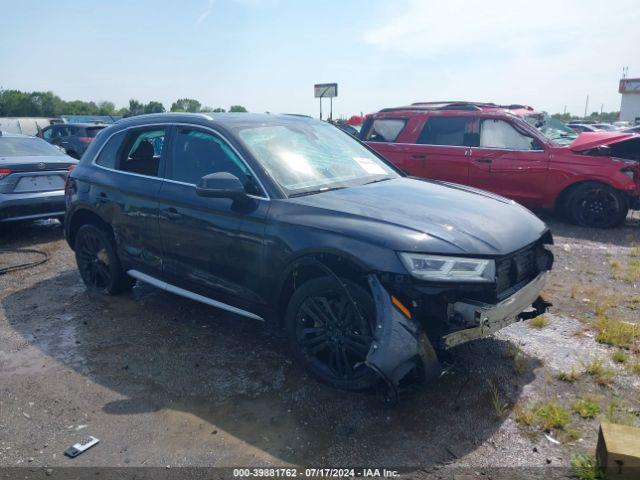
[360, 102, 640, 228]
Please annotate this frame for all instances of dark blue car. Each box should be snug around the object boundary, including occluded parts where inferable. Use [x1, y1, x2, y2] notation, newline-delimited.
[64, 113, 553, 394]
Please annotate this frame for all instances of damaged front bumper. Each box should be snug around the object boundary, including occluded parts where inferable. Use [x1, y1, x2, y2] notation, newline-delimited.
[365, 271, 549, 394]
[442, 272, 548, 348]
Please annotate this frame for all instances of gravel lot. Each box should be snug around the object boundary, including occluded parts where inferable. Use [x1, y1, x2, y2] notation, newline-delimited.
[1, 212, 639, 476]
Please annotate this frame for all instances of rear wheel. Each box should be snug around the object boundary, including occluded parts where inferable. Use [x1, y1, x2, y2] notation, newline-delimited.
[74, 224, 135, 294]
[285, 277, 378, 391]
[566, 182, 628, 228]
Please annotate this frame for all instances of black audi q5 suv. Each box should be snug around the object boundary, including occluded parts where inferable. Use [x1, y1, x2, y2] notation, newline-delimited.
[64, 113, 553, 393]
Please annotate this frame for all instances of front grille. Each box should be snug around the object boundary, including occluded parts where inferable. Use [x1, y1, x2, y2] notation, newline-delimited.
[496, 244, 538, 299]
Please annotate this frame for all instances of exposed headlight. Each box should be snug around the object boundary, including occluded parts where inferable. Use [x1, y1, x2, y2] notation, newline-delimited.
[398, 253, 496, 282]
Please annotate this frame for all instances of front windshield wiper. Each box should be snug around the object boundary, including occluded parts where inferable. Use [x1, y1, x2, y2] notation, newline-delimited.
[288, 186, 347, 198]
[363, 177, 392, 185]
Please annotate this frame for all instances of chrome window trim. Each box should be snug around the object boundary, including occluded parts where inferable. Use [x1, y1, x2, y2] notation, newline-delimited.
[407, 143, 470, 149]
[90, 122, 270, 200]
[470, 147, 546, 153]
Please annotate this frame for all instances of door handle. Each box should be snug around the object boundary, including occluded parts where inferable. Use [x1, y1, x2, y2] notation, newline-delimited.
[96, 192, 109, 204]
[476, 158, 493, 164]
[163, 207, 182, 220]
[411, 154, 426, 159]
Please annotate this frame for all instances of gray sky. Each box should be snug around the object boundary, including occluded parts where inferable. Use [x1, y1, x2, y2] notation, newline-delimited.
[1, 0, 638, 117]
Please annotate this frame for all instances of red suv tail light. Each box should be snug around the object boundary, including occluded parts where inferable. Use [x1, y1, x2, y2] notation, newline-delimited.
[67, 165, 77, 173]
[0, 168, 11, 180]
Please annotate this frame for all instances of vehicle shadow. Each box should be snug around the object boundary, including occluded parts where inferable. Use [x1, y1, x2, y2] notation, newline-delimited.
[0, 218, 64, 248]
[3, 270, 542, 467]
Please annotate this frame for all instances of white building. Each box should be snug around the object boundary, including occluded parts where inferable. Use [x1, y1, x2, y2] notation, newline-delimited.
[619, 78, 640, 124]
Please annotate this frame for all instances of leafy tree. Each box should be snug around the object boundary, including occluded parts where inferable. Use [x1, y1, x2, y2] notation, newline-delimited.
[170, 98, 201, 113]
[144, 101, 165, 114]
[97, 101, 116, 116]
[128, 99, 144, 116]
[229, 105, 247, 112]
[64, 100, 99, 115]
[212, 107, 225, 112]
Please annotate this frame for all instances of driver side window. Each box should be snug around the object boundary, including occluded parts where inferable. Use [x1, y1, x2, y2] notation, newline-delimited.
[480, 119, 538, 150]
[168, 127, 263, 196]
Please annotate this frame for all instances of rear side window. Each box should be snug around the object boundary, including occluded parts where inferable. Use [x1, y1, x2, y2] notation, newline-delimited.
[365, 119, 406, 142]
[168, 127, 250, 186]
[117, 128, 166, 177]
[417, 117, 479, 147]
[480, 119, 537, 150]
[95, 131, 126, 169]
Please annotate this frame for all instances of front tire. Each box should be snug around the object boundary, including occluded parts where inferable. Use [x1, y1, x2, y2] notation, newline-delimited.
[74, 224, 135, 294]
[566, 182, 628, 228]
[285, 277, 378, 391]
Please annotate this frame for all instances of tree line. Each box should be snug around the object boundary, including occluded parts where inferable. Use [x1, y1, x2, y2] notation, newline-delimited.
[0, 89, 247, 117]
[550, 111, 620, 123]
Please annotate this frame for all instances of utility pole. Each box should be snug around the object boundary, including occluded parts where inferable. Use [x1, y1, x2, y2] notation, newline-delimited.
[330, 97, 333, 121]
[584, 95, 589, 120]
[600, 103, 604, 120]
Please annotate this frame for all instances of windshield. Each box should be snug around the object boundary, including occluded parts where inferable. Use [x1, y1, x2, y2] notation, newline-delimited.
[237, 121, 399, 196]
[0, 137, 65, 157]
[525, 113, 577, 146]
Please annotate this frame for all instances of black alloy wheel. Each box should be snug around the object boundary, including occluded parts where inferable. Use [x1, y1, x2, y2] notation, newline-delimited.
[74, 224, 134, 294]
[286, 277, 378, 391]
[567, 182, 629, 228]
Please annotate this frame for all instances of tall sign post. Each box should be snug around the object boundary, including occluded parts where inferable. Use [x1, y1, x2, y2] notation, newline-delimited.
[314, 83, 338, 121]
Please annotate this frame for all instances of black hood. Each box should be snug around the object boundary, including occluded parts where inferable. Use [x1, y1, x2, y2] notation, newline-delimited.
[285, 177, 548, 255]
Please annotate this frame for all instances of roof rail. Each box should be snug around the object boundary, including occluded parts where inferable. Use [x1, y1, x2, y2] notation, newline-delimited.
[410, 101, 534, 111]
[379, 102, 483, 113]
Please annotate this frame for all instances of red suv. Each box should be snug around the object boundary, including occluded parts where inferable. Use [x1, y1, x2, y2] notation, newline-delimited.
[361, 102, 640, 228]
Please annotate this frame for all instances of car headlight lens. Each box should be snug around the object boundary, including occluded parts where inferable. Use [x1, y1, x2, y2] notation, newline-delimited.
[398, 253, 495, 282]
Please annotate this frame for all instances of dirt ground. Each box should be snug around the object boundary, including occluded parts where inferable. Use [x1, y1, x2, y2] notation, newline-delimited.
[0, 212, 639, 477]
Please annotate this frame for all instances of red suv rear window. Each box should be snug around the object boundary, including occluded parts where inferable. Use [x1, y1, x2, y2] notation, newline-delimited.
[364, 118, 406, 142]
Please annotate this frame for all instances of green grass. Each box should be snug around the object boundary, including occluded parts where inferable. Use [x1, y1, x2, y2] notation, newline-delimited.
[595, 316, 637, 349]
[558, 368, 581, 382]
[487, 380, 507, 419]
[528, 315, 550, 329]
[611, 250, 640, 282]
[583, 358, 615, 386]
[534, 401, 570, 430]
[612, 349, 628, 364]
[513, 352, 527, 376]
[603, 398, 637, 427]
[514, 404, 535, 426]
[571, 397, 600, 419]
[570, 454, 603, 480]
[631, 362, 640, 375]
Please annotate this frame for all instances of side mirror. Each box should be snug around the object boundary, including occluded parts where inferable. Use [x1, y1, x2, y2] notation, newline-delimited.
[195, 172, 246, 199]
[531, 139, 545, 151]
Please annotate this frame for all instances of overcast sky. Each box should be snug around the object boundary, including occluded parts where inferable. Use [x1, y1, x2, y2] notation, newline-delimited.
[1, 0, 639, 118]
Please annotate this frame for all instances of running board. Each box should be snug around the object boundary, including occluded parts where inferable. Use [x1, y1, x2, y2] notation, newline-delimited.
[127, 270, 264, 322]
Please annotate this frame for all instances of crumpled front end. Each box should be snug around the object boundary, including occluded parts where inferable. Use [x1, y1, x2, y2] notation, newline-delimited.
[364, 239, 553, 399]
